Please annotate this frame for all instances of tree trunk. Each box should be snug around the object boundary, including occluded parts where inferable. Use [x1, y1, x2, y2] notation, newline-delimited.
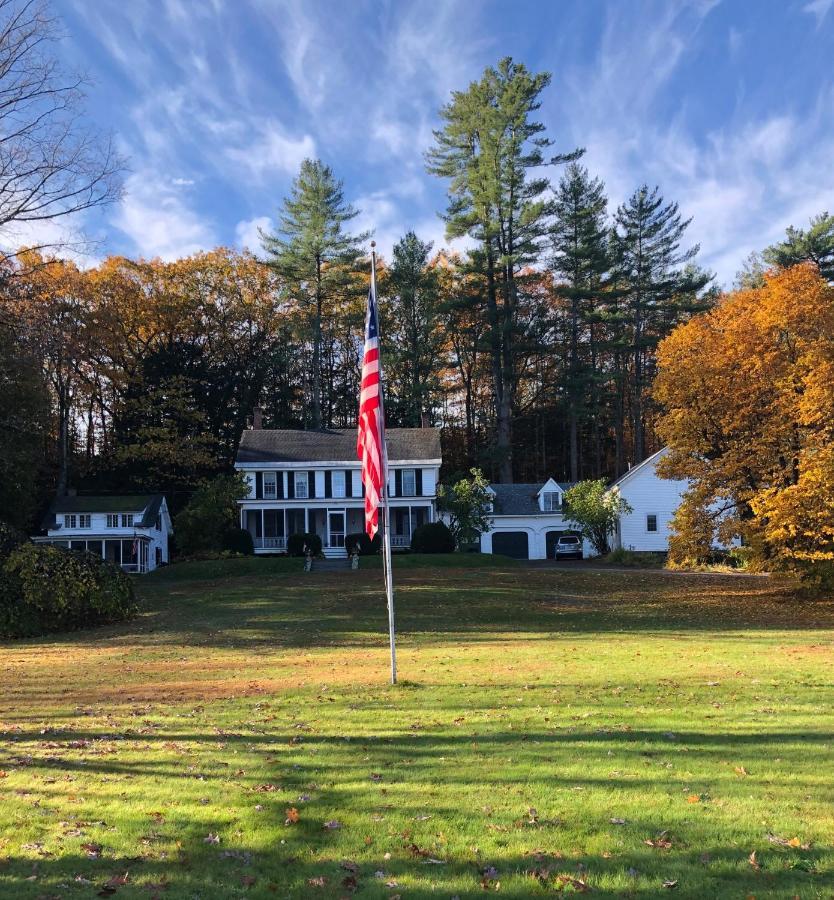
[311, 255, 323, 430]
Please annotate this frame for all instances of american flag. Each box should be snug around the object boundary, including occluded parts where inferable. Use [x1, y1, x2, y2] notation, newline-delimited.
[356, 278, 387, 538]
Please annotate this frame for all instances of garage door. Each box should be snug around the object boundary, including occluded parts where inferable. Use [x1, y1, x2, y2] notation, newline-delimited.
[491, 531, 529, 559]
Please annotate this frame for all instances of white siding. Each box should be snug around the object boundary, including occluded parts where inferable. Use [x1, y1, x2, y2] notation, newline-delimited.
[615, 454, 688, 552]
[477, 514, 592, 560]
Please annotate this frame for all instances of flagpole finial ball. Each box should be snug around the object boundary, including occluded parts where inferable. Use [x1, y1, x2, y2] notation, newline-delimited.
[371, 240, 376, 249]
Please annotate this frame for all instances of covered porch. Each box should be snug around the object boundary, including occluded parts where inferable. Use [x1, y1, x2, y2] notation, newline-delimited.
[33, 535, 153, 574]
[242, 504, 433, 554]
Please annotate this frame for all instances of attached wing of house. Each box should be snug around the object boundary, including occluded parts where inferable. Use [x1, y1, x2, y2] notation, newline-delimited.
[235, 427, 442, 558]
[479, 479, 588, 560]
[610, 448, 689, 552]
[34, 494, 172, 573]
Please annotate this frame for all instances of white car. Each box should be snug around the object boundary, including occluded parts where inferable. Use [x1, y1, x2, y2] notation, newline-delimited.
[555, 534, 583, 560]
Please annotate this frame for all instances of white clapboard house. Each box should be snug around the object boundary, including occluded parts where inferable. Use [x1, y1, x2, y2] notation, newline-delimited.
[235, 427, 442, 558]
[478, 479, 589, 560]
[34, 494, 172, 573]
[611, 447, 689, 552]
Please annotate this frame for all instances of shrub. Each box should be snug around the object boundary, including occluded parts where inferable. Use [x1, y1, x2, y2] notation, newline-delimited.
[1, 544, 136, 637]
[345, 531, 381, 555]
[286, 532, 323, 557]
[0, 521, 26, 562]
[223, 527, 255, 556]
[411, 521, 455, 554]
[174, 473, 249, 557]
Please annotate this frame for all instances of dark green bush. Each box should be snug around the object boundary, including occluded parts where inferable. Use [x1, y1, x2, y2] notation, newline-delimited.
[286, 532, 323, 557]
[1, 544, 136, 637]
[345, 531, 381, 555]
[411, 521, 455, 554]
[223, 527, 255, 555]
[0, 521, 26, 562]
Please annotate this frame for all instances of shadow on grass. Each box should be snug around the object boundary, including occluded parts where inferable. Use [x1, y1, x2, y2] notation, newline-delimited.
[1, 721, 830, 898]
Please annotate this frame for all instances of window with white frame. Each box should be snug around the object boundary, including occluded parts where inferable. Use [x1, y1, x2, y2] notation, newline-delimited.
[332, 470, 346, 498]
[294, 471, 308, 499]
[107, 514, 119, 528]
[122, 514, 134, 527]
[401, 468, 416, 497]
[263, 472, 277, 498]
[542, 491, 561, 511]
[79, 514, 91, 528]
[64, 514, 76, 528]
[646, 514, 658, 533]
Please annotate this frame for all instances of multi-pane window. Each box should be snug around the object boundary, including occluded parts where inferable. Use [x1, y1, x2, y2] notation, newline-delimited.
[542, 491, 561, 511]
[79, 514, 91, 528]
[332, 470, 346, 498]
[401, 468, 416, 497]
[107, 514, 119, 528]
[263, 472, 277, 498]
[122, 514, 134, 527]
[647, 514, 658, 533]
[64, 514, 76, 528]
[294, 472, 308, 499]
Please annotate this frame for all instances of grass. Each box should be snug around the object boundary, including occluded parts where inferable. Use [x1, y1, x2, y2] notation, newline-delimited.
[1, 556, 833, 898]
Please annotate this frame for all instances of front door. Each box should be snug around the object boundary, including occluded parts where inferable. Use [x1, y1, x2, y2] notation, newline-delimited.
[327, 510, 346, 548]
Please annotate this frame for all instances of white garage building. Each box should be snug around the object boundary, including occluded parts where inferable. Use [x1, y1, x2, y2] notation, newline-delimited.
[479, 479, 590, 560]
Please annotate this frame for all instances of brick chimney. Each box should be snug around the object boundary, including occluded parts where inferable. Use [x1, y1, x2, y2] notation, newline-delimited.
[252, 406, 263, 430]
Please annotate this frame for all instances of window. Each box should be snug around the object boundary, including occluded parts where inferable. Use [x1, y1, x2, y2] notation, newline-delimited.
[107, 514, 119, 528]
[401, 468, 416, 497]
[294, 472, 308, 499]
[63, 514, 76, 528]
[79, 514, 91, 528]
[332, 470, 346, 498]
[263, 472, 277, 499]
[542, 491, 561, 511]
[122, 514, 133, 527]
[647, 514, 658, 533]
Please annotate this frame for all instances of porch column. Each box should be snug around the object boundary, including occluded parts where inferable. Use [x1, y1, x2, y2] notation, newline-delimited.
[261, 509, 264, 546]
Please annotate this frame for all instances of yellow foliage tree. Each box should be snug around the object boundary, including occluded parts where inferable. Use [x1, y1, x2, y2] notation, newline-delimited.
[654, 264, 834, 570]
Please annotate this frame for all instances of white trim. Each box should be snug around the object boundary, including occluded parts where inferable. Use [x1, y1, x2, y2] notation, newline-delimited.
[235, 459, 442, 469]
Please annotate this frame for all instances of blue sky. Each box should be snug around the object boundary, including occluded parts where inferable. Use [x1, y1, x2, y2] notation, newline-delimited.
[39, 0, 834, 285]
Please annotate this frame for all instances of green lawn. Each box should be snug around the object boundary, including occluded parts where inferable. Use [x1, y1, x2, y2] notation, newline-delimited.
[1, 557, 833, 898]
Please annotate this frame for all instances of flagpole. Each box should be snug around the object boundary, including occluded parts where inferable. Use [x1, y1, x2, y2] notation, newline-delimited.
[372, 241, 397, 685]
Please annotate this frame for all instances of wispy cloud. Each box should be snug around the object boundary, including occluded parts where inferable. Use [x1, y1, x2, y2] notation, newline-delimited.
[803, 0, 834, 28]
[113, 171, 215, 260]
[235, 215, 272, 256]
[226, 121, 316, 180]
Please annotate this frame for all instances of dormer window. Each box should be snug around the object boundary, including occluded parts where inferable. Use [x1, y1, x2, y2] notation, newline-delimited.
[542, 491, 561, 511]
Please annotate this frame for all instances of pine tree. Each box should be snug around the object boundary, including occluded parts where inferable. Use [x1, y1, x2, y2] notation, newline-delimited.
[612, 185, 711, 466]
[261, 159, 369, 429]
[763, 211, 834, 283]
[551, 164, 610, 481]
[381, 232, 443, 426]
[427, 57, 580, 482]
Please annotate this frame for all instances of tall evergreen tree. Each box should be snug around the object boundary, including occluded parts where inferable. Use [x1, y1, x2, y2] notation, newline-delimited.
[427, 57, 580, 482]
[612, 185, 712, 466]
[381, 232, 443, 426]
[261, 159, 369, 429]
[763, 211, 834, 283]
[551, 163, 610, 481]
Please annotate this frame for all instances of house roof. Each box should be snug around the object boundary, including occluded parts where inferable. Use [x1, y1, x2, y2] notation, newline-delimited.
[42, 494, 166, 531]
[489, 482, 575, 517]
[609, 447, 669, 489]
[236, 428, 442, 464]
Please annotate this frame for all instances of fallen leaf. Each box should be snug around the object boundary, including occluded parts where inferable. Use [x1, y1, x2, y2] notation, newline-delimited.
[663, 879, 678, 889]
[307, 875, 327, 887]
[203, 834, 220, 845]
[686, 794, 701, 804]
[610, 818, 627, 825]
[554, 874, 590, 892]
[323, 820, 341, 830]
[748, 851, 760, 870]
[284, 808, 299, 825]
[241, 875, 257, 887]
[734, 766, 749, 777]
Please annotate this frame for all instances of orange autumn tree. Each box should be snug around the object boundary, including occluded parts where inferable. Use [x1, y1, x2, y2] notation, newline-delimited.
[654, 263, 834, 572]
